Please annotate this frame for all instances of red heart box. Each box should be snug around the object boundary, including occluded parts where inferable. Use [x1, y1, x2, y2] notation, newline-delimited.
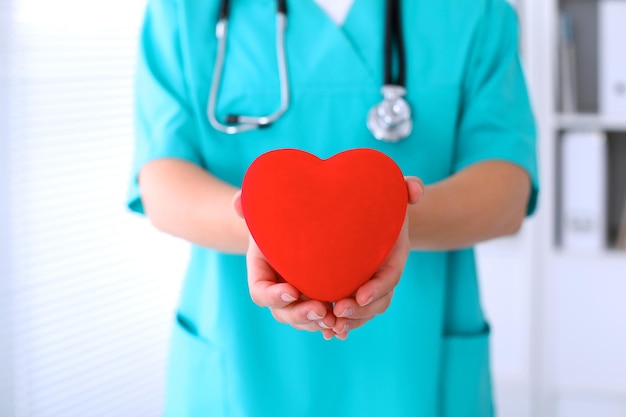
[241, 148, 408, 302]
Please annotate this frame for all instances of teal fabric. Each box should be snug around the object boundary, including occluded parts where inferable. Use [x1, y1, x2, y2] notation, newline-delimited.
[128, 0, 539, 415]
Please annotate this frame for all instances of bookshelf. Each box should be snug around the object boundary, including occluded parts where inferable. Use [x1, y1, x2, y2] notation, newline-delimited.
[556, 113, 626, 131]
[525, 0, 626, 415]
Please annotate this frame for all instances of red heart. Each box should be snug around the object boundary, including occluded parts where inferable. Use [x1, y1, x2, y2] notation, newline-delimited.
[241, 148, 408, 302]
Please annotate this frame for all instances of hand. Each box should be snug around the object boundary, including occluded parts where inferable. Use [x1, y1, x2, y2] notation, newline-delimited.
[233, 176, 424, 341]
[331, 177, 424, 340]
[233, 192, 338, 340]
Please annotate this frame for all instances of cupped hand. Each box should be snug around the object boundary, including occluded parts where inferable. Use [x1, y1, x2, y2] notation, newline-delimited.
[331, 177, 423, 340]
[233, 191, 337, 340]
[233, 176, 423, 341]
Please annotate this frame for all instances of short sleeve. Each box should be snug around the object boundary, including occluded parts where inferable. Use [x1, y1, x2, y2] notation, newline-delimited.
[455, 0, 539, 215]
[127, 0, 204, 215]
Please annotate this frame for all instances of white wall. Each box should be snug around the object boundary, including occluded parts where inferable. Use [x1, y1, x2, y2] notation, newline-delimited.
[477, 223, 536, 417]
[474, 2, 538, 414]
[2, 1, 190, 415]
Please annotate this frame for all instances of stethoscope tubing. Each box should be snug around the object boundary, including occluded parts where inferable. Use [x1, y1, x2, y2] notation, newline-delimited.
[384, 0, 405, 86]
[208, 0, 411, 140]
[233, 12, 289, 127]
[208, 1, 289, 134]
[207, 19, 246, 134]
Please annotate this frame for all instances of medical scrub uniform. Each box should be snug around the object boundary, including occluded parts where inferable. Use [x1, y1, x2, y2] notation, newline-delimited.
[127, 0, 539, 415]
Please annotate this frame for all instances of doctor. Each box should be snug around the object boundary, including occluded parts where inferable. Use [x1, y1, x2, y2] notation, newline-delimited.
[128, 0, 539, 415]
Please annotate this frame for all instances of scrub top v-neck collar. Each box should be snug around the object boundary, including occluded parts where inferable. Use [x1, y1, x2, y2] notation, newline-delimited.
[313, 0, 356, 26]
[294, 0, 384, 86]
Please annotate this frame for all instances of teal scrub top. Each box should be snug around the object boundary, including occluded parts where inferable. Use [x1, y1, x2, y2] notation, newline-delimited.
[128, 0, 539, 416]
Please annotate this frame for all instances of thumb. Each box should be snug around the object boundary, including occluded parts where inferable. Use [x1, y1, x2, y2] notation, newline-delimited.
[404, 176, 424, 205]
[232, 190, 244, 218]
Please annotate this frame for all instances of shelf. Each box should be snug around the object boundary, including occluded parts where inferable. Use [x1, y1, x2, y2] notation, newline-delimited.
[553, 248, 626, 263]
[556, 113, 626, 132]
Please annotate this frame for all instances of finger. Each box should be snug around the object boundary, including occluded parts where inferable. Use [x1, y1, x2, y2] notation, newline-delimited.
[271, 299, 329, 326]
[335, 332, 349, 341]
[354, 228, 409, 307]
[319, 302, 337, 329]
[232, 190, 244, 218]
[291, 322, 328, 333]
[322, 329, 335, 340]
[250, 280, 300, 309]
[333, 296, 390, 333]
[354, 259, 404, 307]
[288, 318, 338, 335]
[247, 241, 299, 308]
[404, 176, 424, 204]
[334, 291, 393, 320]
[290, 321, 335, 339]
[333, 317, 368, 335]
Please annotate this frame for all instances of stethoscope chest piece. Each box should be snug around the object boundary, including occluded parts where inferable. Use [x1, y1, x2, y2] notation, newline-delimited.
[367, 85, 413, 143]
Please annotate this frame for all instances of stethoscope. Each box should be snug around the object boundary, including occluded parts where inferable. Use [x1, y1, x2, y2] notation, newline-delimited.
[207, 0, 412, 143]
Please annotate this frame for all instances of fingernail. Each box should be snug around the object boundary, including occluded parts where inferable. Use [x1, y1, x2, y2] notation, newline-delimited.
[281, 293, 297, 303]
[362, 296, 374, 306]
[334, 323, 350, 334]
[323, 333, 333, 341]
[307, 311, 323, 321]
[340, 308, 354, 318]
[318, 321, 331, 329]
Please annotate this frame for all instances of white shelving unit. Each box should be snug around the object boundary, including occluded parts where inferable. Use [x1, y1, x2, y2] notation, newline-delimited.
[556, 113, 626, 131]
[524, 0, 626, 415]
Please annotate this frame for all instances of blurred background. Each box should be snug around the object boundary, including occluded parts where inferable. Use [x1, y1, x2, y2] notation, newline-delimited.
[0, 0, 625, 416]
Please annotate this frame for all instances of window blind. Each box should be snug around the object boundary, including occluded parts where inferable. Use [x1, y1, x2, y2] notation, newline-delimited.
[1, 2, 16, 415]
[4, 1, 190, 415]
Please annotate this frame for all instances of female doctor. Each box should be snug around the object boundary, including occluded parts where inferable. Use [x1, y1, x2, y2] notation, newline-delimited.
[128, 0, 539, 415]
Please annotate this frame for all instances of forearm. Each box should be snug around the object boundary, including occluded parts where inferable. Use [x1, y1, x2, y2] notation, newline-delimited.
[139, 159, 249, 253]
[409, 161, 531, 251]
[139, 159, 530, 253]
